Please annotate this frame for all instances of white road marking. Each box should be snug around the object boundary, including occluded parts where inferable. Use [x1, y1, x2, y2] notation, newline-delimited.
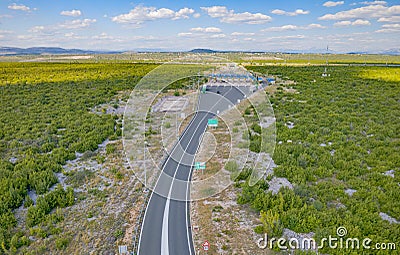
[161, 196, 170, 255]
[140, 84, 246, 255]
[161, 112, 210, 255]
[138, 110, 200, 255]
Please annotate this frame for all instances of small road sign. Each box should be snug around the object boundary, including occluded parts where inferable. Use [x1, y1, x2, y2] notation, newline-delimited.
[194, 162, 206, 170]
[118, 245, 128, 254]
[207, 118, 218, 127]
[202, 241, 210, 251]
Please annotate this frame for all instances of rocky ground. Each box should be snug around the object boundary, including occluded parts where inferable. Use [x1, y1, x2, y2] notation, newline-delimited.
[191, 186, 274, 255]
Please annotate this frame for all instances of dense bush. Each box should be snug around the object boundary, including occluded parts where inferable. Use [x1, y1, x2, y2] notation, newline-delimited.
[0, 62, 156, 252]
[240, 65, 400, 254]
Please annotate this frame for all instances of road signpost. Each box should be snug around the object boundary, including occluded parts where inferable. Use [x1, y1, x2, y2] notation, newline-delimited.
[195, 162, 205, 169]
[195, 162, 206, 174]
[202, 241, 210, 251]
[207, 118, 218, 128]
[118, 245, 128, 254]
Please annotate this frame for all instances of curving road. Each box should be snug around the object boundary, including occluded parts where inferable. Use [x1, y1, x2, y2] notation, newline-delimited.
[138, 85, 251, 255]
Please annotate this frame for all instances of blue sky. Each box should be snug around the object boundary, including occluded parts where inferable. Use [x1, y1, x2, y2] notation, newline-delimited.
[0, 0, 399, 52]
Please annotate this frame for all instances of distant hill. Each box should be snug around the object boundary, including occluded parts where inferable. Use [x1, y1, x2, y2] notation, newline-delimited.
[0, 47, 121, 56]
[1, 46, 399, 56]
[348, 49, 400, 55]
[189, 49, 218, 53]
[379, 48, 400, 55]
[189, 48, 400, 55]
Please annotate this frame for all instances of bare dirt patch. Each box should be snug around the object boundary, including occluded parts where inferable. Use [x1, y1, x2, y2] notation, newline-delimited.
[191, 186, 272, 255]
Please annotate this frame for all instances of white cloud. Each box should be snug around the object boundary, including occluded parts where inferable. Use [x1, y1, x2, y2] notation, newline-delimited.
[92, 33, 115, 40]
[231, 32, 256, 36]
[262, 23, 326, 32]
[375, 28, 399, 32]
[178, 32, 226, 39]
[8, 3, 31, 12]
[360, 1, 387, 5]
[61, 10, 82, 17]
[178, 32, 193, 37]
[27, 25, 55, 36]
[63, 32, 87, 40]
[210, 34, 226, 38]
[319, 3, 400, 20]
[334, 19, 371, 26]
[190, 27, 222, 33]
[29, 26, 45, 33]
[382, 23, 400, 28]
[193, 13, 201, 18]
[243, 37, 255, 41]
[352, 19, 371, 25]
[271, 9, 310, 16]
[59, 19, 97, 29]
[323, 1, 345, 7]
[179, 26, 224, 39]
[221, 12, 272, 24]
[201, 6, 229, 18]
[334, 20, 353, 26]
[201, 6, 272, 24]
[308, 23, 326, 29]
[64, 32, 75, 37]
[0, 30, 13, 34]
[270, 35, 306, 40]
[28, 19, 96, 36]
[112, 6, 195, 24]
[263, 25, 298, 31]
[378, 16, 400, 22]
[174, 7, 195, 20]
[376, 23, 400, 32]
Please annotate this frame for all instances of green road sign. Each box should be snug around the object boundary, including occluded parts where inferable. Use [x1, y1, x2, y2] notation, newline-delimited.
[207, 118, 218, 127]
[194, 162, 206, 170]
[201, 85, 207, 93]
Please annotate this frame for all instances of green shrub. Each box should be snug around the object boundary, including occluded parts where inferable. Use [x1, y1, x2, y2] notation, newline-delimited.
[254, 225, 264, 234]
[113, 229, 124, 239]
[55, 237, 70, 250]
[106, 143, 116, 154]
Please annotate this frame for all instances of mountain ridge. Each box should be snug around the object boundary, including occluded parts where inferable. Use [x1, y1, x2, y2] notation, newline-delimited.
[1, 46, 399, 56]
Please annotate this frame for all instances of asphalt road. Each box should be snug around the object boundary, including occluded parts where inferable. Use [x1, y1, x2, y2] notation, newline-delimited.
[138, 84, 249, 255]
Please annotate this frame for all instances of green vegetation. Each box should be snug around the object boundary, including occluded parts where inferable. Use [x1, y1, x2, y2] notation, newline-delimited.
[1, 56, 399, 253]
[360, 67, 400, 82]
[113, 229, 124, 239]
[0, 62, 156, 252]
[0, 62, 153, 85]
[105, 143, 116, 155]
[239, 65, 400, 254]
[26, 185, 74, 227]
[240, 53, 400, 65]
[55, 236, 70, 250]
